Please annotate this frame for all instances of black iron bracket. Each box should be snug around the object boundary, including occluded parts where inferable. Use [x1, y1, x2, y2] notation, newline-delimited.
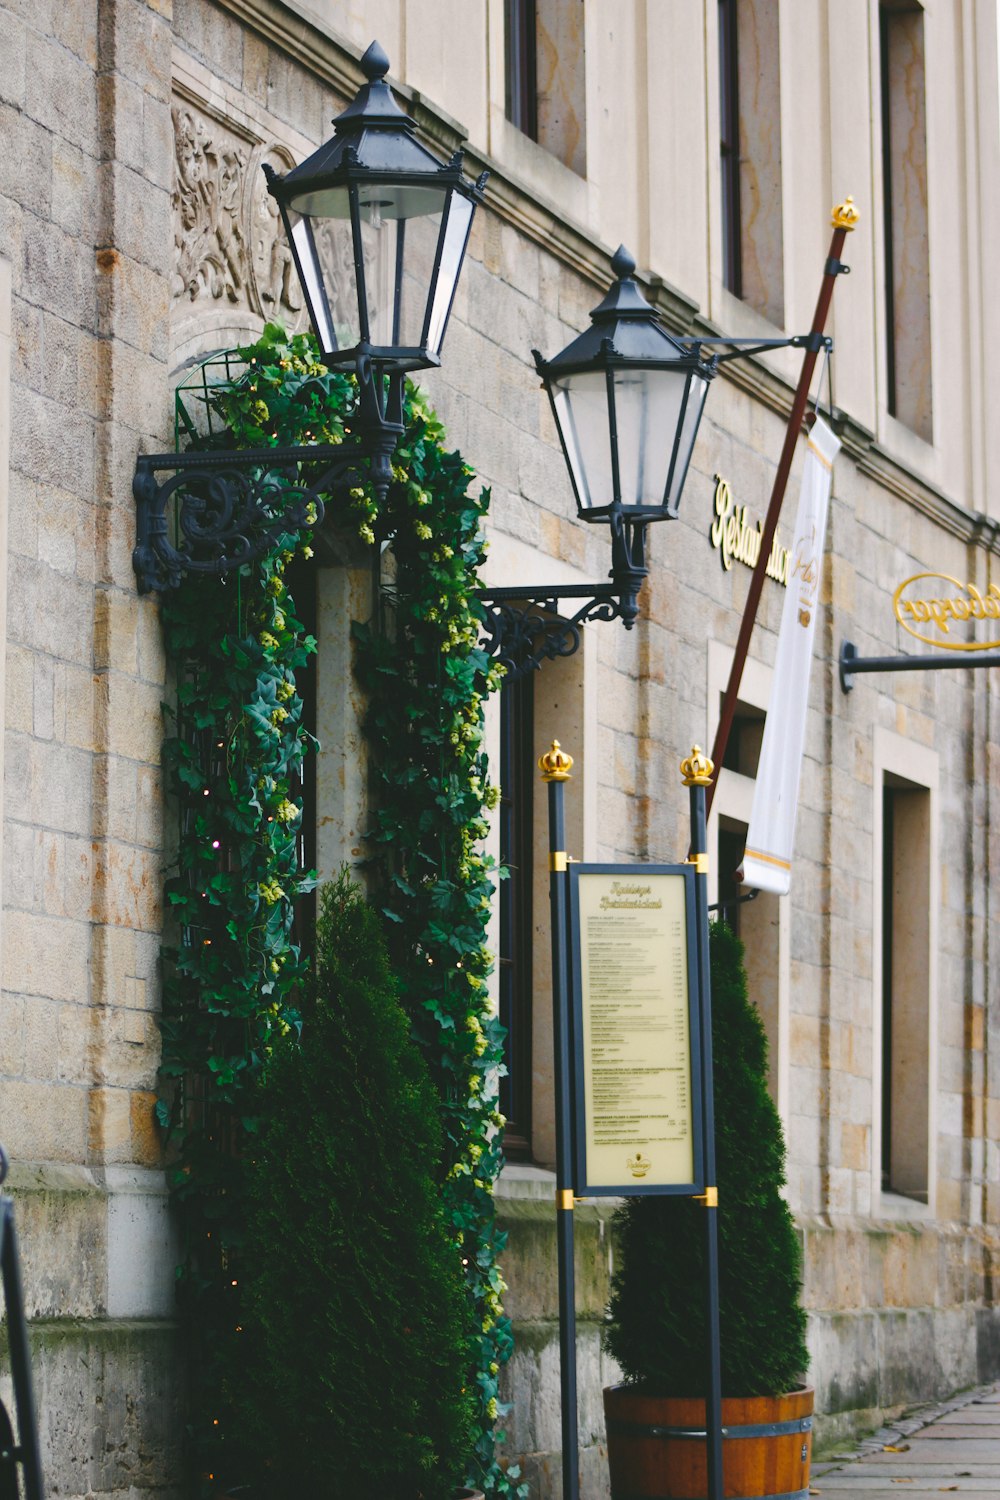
[477, 582, 633, 676]
[134, 359, 404, 593]
[684, 332, 833, 365]
[133, 444, 343, 593]
[477, 514, 648, 677]
[0, 1148, 44, 1500]
[839, 638, 1000, 692]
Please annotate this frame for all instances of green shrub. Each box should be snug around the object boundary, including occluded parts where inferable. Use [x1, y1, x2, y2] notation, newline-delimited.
[604, 919, 808, 1397]
[230, 872, 475, 1497]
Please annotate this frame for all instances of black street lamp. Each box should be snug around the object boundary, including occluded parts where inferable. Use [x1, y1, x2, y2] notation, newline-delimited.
[537, 245, 715, 527]
[133, 40, 486, 594]
[477, 245, 832, 675]
[478, 247, 718, 671]
[264, 41, 486, 379]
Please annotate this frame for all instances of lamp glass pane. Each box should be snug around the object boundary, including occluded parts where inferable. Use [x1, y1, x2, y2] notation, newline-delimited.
[287, 191, 358, 357]
[356, 182, 449, 352]
[551, 370, 613, 512]
[664, 370, 709, 515]
[425, 192, 474, 355]
[287, 206, 350, 358]
[611, 366, 689, 511]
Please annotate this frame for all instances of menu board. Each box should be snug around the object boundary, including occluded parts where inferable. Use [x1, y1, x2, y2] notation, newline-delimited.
[569, 866, 702, 1195]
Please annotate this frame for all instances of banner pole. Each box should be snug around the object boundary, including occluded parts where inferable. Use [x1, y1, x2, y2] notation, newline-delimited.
[539, 739, 579, 1500]
[705, 198, 859, 822]
[683, 748, 724, 1500]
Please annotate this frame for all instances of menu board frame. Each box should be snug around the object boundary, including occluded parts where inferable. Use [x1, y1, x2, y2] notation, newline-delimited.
[568, 864, 704, 1197]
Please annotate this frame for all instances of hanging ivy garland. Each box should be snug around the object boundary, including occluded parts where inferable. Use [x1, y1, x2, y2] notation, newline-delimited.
[160, 323, 520, 1496]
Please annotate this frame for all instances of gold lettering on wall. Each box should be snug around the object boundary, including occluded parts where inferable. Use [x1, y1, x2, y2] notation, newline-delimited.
[893, 573, 1000, 651]
[710, 476, 790, 586]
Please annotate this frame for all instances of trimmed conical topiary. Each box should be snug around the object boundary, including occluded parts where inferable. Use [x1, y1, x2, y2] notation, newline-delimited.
[605, 919, 808, 1397]
[228, 871, 475, 1498]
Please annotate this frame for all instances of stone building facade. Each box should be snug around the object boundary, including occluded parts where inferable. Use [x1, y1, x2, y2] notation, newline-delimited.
[0, 1, 999, 1495]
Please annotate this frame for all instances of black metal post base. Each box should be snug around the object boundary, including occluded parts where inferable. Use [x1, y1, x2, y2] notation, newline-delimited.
[0, 1148, 44, 1500]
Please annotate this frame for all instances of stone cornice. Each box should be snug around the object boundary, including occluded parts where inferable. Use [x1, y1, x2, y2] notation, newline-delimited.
[208, 0, 1000, 556]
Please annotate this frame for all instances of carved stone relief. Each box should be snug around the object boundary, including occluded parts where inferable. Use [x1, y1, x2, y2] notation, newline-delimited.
[171, 99, 308, 345]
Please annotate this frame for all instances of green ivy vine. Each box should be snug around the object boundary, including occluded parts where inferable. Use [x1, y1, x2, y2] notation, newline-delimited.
[160, 324, 520, 1496]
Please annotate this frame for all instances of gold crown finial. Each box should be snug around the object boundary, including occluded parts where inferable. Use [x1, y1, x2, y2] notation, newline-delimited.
[680, 746, 714, 787]
[831, 195, 859, 231]
[538, 740, 574, 782]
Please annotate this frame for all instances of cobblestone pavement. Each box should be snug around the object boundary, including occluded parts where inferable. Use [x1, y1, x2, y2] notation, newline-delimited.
[812, 1382, 1000, 1496]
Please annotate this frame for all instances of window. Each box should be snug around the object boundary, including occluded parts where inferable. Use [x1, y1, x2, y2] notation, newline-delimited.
[498, 671, 535, 1156]
[871, 727, 938, 1214]
[879, 1, 932, 439]
[880, 777, 932, 1199]
[717, 0, 784, 324]
[505, 0, 587, 176]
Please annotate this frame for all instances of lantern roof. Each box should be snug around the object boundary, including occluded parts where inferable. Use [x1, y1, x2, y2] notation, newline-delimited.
[270, 41, 481, 201]
[534, 246, 714, 377]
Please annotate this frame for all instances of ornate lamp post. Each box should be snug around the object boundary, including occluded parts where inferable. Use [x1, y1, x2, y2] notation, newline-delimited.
[477, 247, 718, 672]
[133, 41, 486, 594]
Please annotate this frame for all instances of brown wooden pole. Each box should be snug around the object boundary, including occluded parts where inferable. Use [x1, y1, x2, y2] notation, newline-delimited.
[705, 198, 858, 822]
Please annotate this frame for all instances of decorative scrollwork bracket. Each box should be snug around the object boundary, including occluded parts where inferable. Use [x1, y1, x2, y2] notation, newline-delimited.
[132, 445, 355, 593]
[134, 360, 404, 594]
[475, 512, 650, 677]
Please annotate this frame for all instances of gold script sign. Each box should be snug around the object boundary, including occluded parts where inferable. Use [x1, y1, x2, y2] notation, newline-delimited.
[893, 573, 1000, 651]
[710, 476, 790, 585]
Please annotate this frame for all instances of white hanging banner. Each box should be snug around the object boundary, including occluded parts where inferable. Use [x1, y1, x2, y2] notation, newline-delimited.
[740, 417, 840, 896]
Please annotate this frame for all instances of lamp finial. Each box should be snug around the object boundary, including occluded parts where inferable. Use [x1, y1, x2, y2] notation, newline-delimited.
[360, 40, 390, 81]
[680, 746, 714, 787]
[539, 740, 574, 782]
[831, 195, 859, 231]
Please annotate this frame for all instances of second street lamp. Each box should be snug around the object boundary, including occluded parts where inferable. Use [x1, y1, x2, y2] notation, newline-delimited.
[478, 247, 718, 671]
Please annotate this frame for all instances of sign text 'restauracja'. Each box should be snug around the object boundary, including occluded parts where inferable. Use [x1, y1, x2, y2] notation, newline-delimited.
[710, 476, 790, 585]
[600, 881, 663, 910]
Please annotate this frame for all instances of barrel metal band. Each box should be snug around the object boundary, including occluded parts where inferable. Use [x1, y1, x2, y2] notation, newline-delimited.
[612, 1490, 808, 1500]
[607, 1416, 811, 1440]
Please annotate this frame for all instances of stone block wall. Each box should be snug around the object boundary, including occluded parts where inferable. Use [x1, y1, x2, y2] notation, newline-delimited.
[0, 3, 998, 1497]
[0, 0, 179, 1492]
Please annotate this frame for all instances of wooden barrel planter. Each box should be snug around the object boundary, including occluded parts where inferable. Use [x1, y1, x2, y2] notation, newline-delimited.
[604, 1384, 814, 1500]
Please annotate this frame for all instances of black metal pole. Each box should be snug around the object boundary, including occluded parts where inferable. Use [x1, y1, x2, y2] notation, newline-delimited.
[538, 740, 579, 1500]
[839, 639, 1000, 692]
[683, 747, 724, 1500]
[0, 1154, 44, 1500]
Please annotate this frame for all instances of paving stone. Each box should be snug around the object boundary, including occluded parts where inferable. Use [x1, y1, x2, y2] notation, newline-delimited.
[814, 1382, 1000, 1498]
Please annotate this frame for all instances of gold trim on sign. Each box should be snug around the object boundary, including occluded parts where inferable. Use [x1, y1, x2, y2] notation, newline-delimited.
[806, 438, 833, 471]
[892, 572, 1000, 652]
[744, 847, 791, 871]
[549, 851, 567, 872]
[557, 1189, 575, 1211]
[694, 1186, 719, 1207]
